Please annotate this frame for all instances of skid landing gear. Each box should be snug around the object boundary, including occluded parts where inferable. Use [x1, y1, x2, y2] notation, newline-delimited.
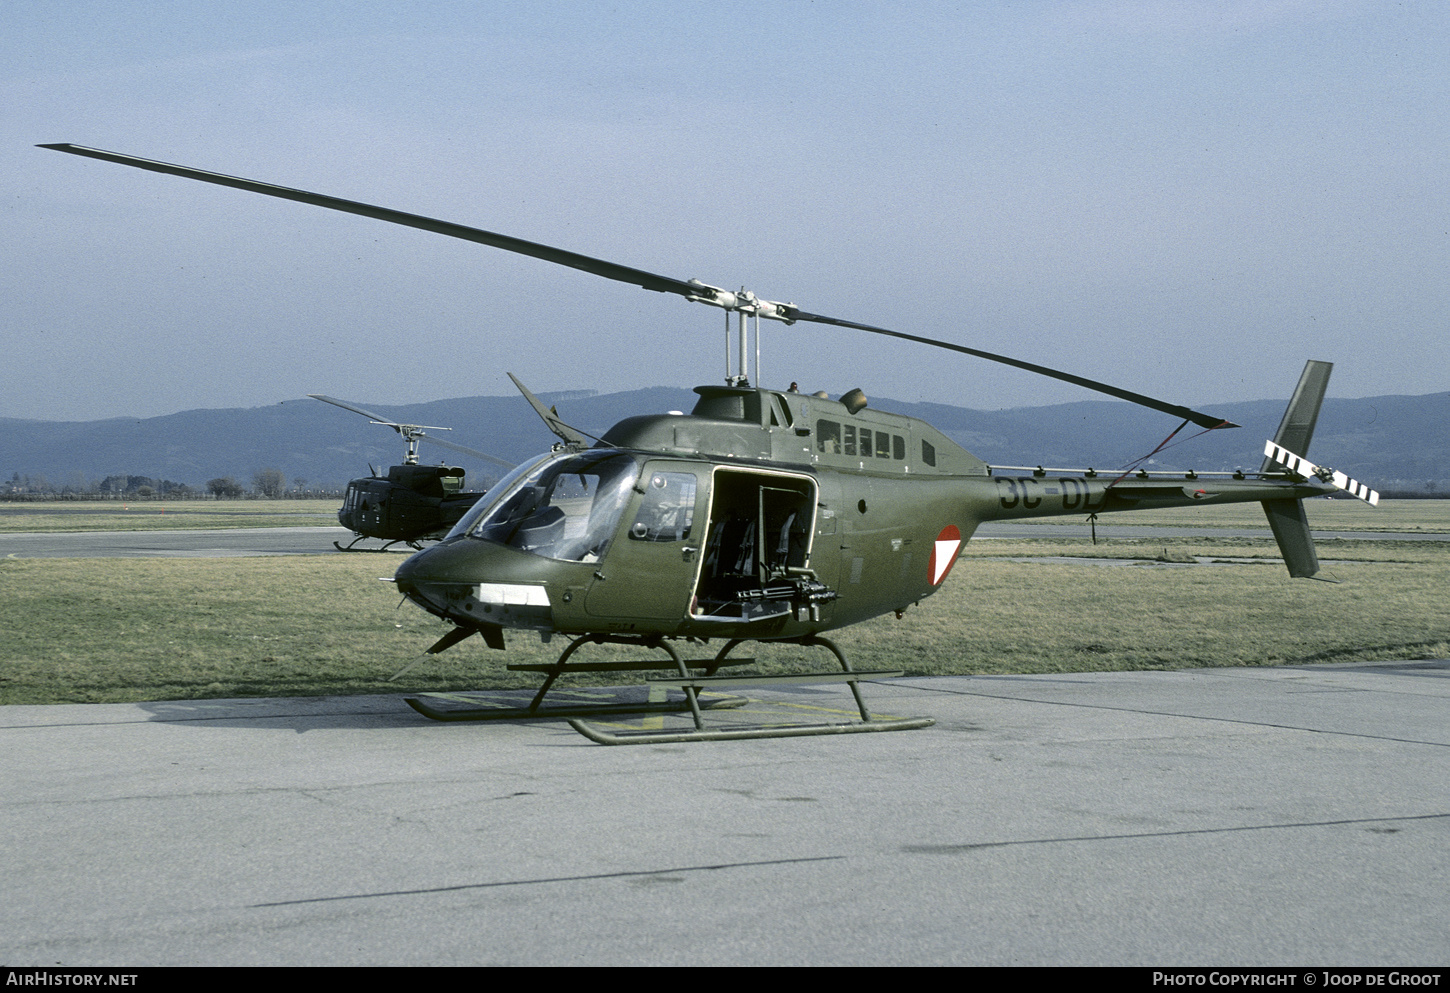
[404, 633, 749, 722]
[333, 535, 424, 553]
[569, 635, 934, 744]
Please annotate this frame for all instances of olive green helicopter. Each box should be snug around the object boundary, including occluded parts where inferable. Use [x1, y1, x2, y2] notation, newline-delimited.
[41, 143, 1379, 744]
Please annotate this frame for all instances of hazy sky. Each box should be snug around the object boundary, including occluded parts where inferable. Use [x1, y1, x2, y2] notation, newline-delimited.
[6, 1, 1447, 422]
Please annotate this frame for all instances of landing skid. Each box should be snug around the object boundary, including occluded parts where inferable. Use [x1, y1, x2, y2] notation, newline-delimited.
[333, 535, 425, 553]
[570, 714, 934, 744]
[404, 633, 752, 723]
[405, 689, 747, 723]
[403, 633, 934, 742]
[569, 635, 935, 745]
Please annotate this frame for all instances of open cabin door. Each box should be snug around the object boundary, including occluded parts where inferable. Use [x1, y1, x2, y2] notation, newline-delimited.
[692, 468, 825, 624]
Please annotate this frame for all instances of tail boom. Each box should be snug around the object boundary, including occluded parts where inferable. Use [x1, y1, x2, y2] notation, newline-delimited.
[971, 360, 1375, 580]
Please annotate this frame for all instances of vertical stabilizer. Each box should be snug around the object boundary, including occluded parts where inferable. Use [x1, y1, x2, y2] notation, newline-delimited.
[1260, 360, 1333, 579]
[1260, 360, 1332, 468]
[1262, 499, 1321, 578]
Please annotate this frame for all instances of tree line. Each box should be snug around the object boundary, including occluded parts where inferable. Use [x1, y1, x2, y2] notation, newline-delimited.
[3, 469, 344, 500]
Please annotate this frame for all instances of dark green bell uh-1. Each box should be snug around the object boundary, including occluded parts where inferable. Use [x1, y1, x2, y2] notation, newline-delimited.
[307, 393, 514, 553]
[41, 143, 1380, 744]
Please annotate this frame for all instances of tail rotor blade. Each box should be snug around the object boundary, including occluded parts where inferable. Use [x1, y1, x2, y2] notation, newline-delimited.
[1263, 441, 1379, 506]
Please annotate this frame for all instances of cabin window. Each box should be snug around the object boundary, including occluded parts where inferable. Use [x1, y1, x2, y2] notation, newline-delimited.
[816, 420, 840, 454]
[814, 421, 908, 462]
[921, 439, 936, 467]
[627, 471, 697, 542]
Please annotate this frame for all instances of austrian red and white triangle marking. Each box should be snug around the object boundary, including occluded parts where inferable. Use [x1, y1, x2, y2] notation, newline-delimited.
[929, 525, 962, 585]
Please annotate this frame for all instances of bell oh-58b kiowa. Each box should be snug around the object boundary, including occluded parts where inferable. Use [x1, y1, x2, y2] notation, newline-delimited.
[41, 143, 1379, 744]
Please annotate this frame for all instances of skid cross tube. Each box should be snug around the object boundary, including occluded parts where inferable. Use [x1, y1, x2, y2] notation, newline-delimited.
[692, 636, 879, 721]
[569, 635, 935, 744]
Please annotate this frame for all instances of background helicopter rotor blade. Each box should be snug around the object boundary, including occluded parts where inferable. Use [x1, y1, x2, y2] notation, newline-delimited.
[309, 394, 514, 469]
[412, 431, 515, 469]
[506, 372, 594, 447]
[49, 143, 1235, 431]
[309, 393, 400, 426]
[310, 393, 447, 434]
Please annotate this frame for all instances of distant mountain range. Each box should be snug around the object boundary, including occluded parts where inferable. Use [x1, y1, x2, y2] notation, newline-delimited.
[3, 387, 1446, 495]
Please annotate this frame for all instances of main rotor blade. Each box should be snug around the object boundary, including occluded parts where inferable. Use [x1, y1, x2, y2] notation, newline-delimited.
[414, 431, 515, 470]
[309, 393, 396, 425]
[785, 310, 1237, 430]
[41, 144, 698, 297]
[46, 143, 1237, 430]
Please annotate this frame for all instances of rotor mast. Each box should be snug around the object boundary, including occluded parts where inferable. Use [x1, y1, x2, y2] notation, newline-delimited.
[687, 279, 791, 387]
[719, 305, 761, 388]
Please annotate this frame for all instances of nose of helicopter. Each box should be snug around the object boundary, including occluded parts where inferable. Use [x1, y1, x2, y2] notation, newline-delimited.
[393, 538, 554, 631]
[394, 538, 474, 589]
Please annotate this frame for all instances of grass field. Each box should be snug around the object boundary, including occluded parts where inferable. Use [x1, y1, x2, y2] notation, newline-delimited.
[6, 495, 1446, 535]
[3, 512, 1447, 704]
[0, 500, 339, 532]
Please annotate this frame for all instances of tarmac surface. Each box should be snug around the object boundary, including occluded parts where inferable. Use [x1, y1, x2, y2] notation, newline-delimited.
[3, 661, 1447, 966]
